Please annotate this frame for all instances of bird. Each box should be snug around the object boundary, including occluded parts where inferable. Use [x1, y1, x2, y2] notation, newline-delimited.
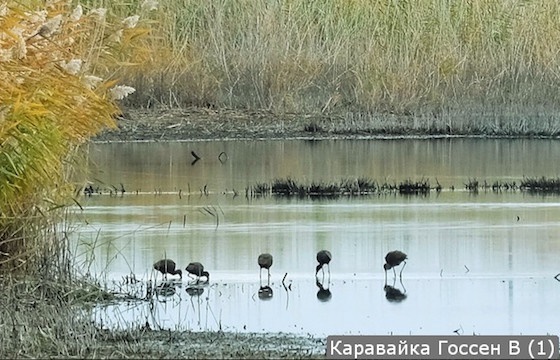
[258, 253, 273, 283]
[185, 262, 210, 283]
[153, 259, 182, 280]
[315, 250, 332, 277]
[384, 250, 407, 279]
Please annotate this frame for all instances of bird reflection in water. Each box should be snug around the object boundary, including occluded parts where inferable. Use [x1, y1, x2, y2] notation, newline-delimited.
[185, 285, 205, 297]
[383, 278, 407, 303]
[153, 281, 177, 300]
[258, 285, 273, 300]
[315, 278, 332, 302]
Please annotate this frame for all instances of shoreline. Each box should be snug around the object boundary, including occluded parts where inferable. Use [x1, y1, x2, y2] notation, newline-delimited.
[93, 107, 560, 143]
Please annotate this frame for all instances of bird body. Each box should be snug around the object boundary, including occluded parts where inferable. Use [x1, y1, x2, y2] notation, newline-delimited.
[186, 262, 210, 283]
[153, 259, 182, 280]
[315, 250, 332, 276]
[258, 253, 273, 270]
[384, 250, 407, 278]
[258, 253, 273, 283]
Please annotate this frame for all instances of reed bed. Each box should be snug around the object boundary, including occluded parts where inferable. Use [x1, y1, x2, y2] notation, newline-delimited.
[251, 176, 560, 197]
[520, 177, 560, 194]
[250, 177, 438, 198]
[82, 0, 560, 135]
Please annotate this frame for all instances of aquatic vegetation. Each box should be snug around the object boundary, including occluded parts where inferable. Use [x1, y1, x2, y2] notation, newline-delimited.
[0, 0, 148, 271]
[252, 176, 560, 198]
[0, 1, 152, 357]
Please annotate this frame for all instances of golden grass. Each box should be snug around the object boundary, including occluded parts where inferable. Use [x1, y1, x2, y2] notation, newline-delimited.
[0, 0, 149, 271]
[91, 0, 560, 127]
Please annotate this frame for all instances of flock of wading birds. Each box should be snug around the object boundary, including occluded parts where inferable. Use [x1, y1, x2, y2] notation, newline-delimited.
[152, 250, 408, 289]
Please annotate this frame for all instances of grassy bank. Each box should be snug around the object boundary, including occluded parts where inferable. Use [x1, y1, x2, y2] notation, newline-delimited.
[90, 0, 560, 135]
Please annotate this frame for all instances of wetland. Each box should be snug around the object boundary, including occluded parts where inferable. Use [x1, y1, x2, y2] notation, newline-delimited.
[76, 137, 560, 342]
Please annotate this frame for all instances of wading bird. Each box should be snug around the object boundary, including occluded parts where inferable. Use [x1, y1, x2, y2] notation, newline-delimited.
[315, 250, 332, 277]
[153, 259, 182, 280]
[383, 250, 407, 279]
[258, 253, 273, 283]
[186, 262, 210, 283]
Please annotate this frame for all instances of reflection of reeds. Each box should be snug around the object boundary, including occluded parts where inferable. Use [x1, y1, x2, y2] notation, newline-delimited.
[200, 205, 224, 229]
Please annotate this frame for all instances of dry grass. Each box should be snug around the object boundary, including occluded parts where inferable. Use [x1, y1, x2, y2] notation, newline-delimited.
[0, 272, 324, 358]
[84, 0, 560, 135]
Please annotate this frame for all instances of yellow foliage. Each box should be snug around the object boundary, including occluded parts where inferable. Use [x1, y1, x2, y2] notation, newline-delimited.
[0, 0, 149, 270]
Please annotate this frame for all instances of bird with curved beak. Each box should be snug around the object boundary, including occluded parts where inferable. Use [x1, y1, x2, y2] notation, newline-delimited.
[383, 250, 407, 280]
[186, 262, 210, 284]
[258, 253, 273, 284]
[315, 250, 332, 277]
[153, 259, 182, 281]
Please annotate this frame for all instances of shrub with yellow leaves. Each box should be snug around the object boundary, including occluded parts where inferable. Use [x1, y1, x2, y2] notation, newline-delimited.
[0, 0, 148, 272]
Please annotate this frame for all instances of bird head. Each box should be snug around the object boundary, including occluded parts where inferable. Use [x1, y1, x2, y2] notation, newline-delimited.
[175, 269, 183, 279]
[383, 263, 392, 271]
[315, 264, 323, 275]
[202, 271, 210, 281]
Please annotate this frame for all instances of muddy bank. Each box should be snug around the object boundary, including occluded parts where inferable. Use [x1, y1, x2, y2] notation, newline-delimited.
[93, 329, 326, 359]
[94, 108, 331, 142]
[93, 107, 560, 142]
[92, 107, 453, 143]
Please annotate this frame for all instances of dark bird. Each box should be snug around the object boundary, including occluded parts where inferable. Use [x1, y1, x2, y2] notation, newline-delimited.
[186, 262, 210, 283]
[258, 253, 273, 283]
[315, 250, 332, 277]
[384, 250, 407, 279]
[153, 259, 182, 280]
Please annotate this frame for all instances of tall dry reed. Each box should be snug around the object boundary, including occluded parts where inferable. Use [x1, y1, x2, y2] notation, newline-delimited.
[0, 0, 148, 272]
[0, 1, 152, 356]
[102, 0, 560, 128]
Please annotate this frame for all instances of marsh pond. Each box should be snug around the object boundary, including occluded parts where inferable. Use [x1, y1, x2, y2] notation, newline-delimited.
[74, 138, 560, 337]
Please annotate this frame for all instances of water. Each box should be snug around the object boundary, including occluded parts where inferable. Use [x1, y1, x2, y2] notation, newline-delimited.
[75, 138, 560, 337]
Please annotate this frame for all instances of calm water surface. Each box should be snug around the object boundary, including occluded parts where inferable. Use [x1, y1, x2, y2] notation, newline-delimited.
[75, 139, 560, 337]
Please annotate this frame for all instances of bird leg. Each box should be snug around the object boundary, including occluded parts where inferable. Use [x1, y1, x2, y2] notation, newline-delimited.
[384, 269, 388, 285]
[399, 277, 406, 293]
[399, 261, 407, 279]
